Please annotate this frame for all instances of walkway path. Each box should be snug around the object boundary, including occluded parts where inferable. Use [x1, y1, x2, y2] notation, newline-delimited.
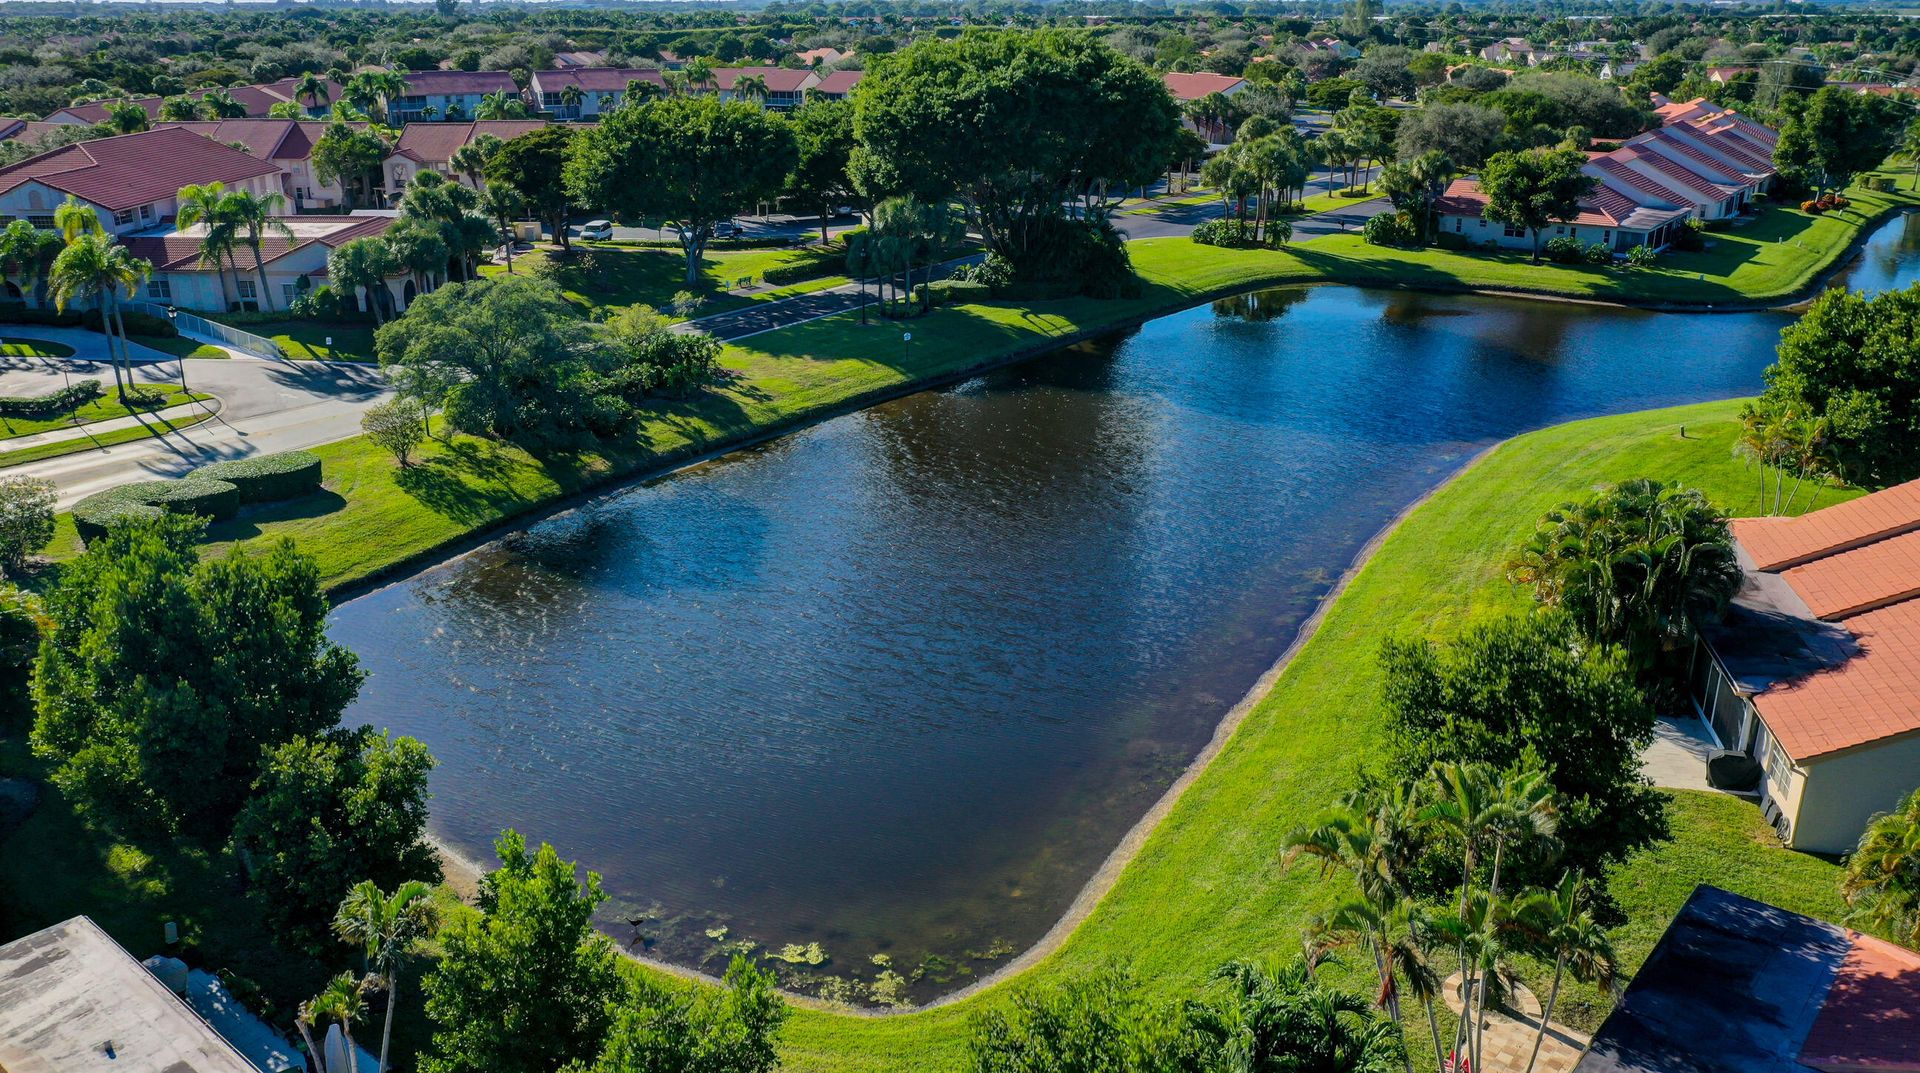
[0, 399, 214, 454]
[1441, 972, 1590, 1073]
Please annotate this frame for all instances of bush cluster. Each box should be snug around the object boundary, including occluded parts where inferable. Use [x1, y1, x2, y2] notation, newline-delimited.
[950, 253, 1015, 292]
[1801, 194, 1852, 214]
[0, 307, 179, 338]
[1626, 243, 1659, 268]
[915, 279, 992, 307]
[1360, 211, 1419, 247]
[760, 252, 844, 286]
[193, 451, 323, 503]
[72, 449, 323, 541]
[1542, 236, 1613, 265]
[0, 379, 101, 418]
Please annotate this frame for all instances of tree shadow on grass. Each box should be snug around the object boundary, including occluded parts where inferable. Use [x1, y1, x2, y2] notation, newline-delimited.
[202, 490, 352, 542]
[394, 450, 542, 525]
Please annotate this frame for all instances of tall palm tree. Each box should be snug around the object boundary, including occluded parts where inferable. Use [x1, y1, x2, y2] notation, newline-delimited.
[559, 83, 586, 116]
[294, 72, 332, 114]
[334, 880, 439, 1073]
[1190, 958, 1408, 1073]
[448, 142, 492, 188]
[49, 234, 149, 400]
[52, 195, 102, 244]
[481, 182, 524, 274]
[1510, 873, 1616, 1073]
[306, 972, 370, 1073]
[226, 191, 295, 311]
[386, 219, 449, 296]
[176, 182, 240, 310]
[475, 91, 525, 120]
[683, 57, 715, 93]
[329, 236, 398, 325]
[1843, 787, 1920, 949]
[419, 104, 438, 122]
[1905, 120, 1920, 191]
[734, 73, 769, 104]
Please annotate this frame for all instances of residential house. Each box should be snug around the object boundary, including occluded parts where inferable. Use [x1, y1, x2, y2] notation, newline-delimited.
[124, 212, 402, 313]
[388, 70, 519, 123]
[158, 118, 360, 210]
[808, 69, 864, 101]
[384, 120, 547, 193]
[0, 127, 280, 240]
[1304, 38, 1361, 60]
[0, 117, 65, 143]
[1574, 886, 1919, 1073]
[0, 916, 263, 1073]
[1162, 72, 1249, 145]
[1686, 477, 1920, 854]
[1599, 58, 1640, 81]
[1707, 65, 1757, 83]
[46, 76, 344, 125]
[550, 50, 606, 69]
[529, 68, 665, 119]
[1478, 37, 1537, 63]
[706, 67, 819, 109]
[1436, 98, 1777, 253]
[796, 46, 851, 67]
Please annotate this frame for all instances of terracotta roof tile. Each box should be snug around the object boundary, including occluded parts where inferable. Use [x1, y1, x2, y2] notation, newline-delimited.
[0, 127, 281, 212]
[1798, 931, 1920, 1072]
[1783, 529, 1920, 619]
[1731, 479, 1920, 569]
[1162, 72, 1248, 101]
[813, 70, 864, 96]
[532, 68, 665, 94]
[399, 70, 519, 96]
[390, 120, 547, 166]
[1753, 596, 1920, 760]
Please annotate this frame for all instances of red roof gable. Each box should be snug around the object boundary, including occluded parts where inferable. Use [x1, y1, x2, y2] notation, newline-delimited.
[399, 70, 519, 97]
[390, 120, 547, 166]
[0, 127, 281, 212]
[1161, 71, 1247, 102]
[532, 68, 665, 94]
[1799, 932, 1920, 1073]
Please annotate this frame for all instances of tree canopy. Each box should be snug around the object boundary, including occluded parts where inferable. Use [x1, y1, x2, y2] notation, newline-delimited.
[484, 125, 576, 251]
[1757, 281, 1920, 487]
[1478, 147, 1597, 263]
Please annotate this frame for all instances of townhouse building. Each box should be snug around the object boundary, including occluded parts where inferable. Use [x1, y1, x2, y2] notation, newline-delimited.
[528, 69, 666, 119]
[388, 70, 520, 123]
[384, 120, 548, 192]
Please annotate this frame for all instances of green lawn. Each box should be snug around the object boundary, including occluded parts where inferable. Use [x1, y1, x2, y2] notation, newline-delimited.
[132, 333, 230, 360]
[0, 407, 215, 469]
[0, 384, 202, 441]
[479, 244, 852, 320]
[233, 321, 378, 363]
[0, 336, 76, 359]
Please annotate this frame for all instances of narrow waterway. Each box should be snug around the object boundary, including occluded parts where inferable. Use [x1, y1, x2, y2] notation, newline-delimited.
[329, 215, 1920, 1006]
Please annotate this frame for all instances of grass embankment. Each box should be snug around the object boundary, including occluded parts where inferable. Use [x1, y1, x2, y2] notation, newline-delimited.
[480, 243, 850, 320]
[0, 384, 201, 441]
[0, 336, 75, 358]
[0, 408, 215, 470]
[133, 333, 230, 360]
[765, 401, 1856, 1072]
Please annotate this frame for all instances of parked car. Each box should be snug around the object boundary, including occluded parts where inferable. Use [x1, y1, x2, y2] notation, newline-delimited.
[832, 205, 856, 219]
[713, 220, 745, 238]
[580, 220, 615, 241]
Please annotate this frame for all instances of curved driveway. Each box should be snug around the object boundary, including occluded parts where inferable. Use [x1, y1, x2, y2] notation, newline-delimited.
[1, 328, 386, 507]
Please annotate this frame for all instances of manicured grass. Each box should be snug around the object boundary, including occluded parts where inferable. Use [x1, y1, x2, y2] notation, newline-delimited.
[0, 407, 215, 469]
[1297, 187, 1381, 214]
[132, 333, 230, 360]
[479, 243, 852, 319]
[228, 321, 378, 363]
[1119, 187, 1219, 215]
[0, 336, 76, 358]
[0, 384, 202, 441]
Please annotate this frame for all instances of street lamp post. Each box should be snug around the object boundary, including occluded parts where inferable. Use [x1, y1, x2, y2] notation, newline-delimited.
[166, 305, 200, 414]
[902, 331, 911, 366]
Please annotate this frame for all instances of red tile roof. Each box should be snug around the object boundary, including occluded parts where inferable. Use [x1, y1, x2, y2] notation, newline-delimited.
[1161, 71, 1248, 101]
[0, 127, 281, 212]
[532, 68, 665, 94]
[1798, 932, 1920, 1072]
[390, 120, 547, 166]
[0, 118, 66, 143]
[123, 214, 395, 271]
[1434, 177, 1685, 231]
[1728, 479, 1920, 759]
[710, 67, 817, 94]
[812, 70, 864, 96]
[156, 119, 342, 160]
[399, 70, 519, 97]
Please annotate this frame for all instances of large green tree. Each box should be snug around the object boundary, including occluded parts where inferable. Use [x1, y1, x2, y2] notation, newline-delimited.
[1773, 87, 1902, 199]
[421, 831, 623, 1073]
[782, 97, 858, 244]
[483, 126, 576, 252]
[568, 95, 797, 284]
[1842, 787, 1920, 949]
[31, 516, 363, 833]
[587, 959, 786, 1073]
[312, 122, 391, 210]
[849, 30, 1178, 272]
[230, 729, 438, 944]
[375, 274, 624, 452]
[1379, 612, 1667, 920]
[1478, 147, 1597, 263]
[1756, 281, 1920, 486]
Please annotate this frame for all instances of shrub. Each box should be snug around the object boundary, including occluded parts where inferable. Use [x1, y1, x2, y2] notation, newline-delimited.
[1801, 199, 1824, 213]
[72, 479, 240, 541]
[1360, 212, 1418, 247]
[1542, 235, 1585, 264]
[1626, 244, 1658, 268]
[951, 253, 1015, 291]
[1865, 176, 1895, 192]
[761, 252, 843, 286]
[78, 308, 177, 338]
[1585, 241, 1613, 264]
[1434, 231, 1472, 251]
[289, 285, 344, 321]
[917, 279, 992, 308]
[0, 307, 83, 329]
[0, 476, 56, 577]
[0, 379, 101, 418]
[1193, 218, 1257, 247]
[1672, 218, 1707, 252]
[362, 399, 426, 467]
[191, 450, 323, 503]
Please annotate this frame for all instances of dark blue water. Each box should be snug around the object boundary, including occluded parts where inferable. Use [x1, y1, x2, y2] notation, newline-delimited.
[329, 228, 1915, 1003]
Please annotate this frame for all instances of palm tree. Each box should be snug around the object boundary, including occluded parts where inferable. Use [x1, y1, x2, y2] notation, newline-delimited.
[0, 219, 63, 307]
[625, 78, 663, 106]
[684, 58, 715, 94]
[559, 83, 586, 116]
[48, 234, 149, 400]
[734, 73, 769, 104]
[1843, 787, 1920, 949]
[448, 142, 492, 189]
[294, 72, 332, 114]
[1189, 958, 1408, 1073]
[199, 88, 246, 119]
[330, 236, 398, 324]
[475, 91, 525, 120]
[1510, 873, 1616, 1073]
[306, 972, 370, 1073]
[386, 219, 449, 297]
[227, 191, 295, 311]
[176, 182, 240, 310]
[482, 183, 524, 274]
[1905, 120, 1920, 191]
[159, 95, 200, 122]
[419, 104, 438, 122]
[334, 880, 439, 1073]
[52, 195, 102, 243]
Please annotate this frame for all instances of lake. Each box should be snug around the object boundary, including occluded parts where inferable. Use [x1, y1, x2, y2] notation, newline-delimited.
[329, 215, 1916, 1005]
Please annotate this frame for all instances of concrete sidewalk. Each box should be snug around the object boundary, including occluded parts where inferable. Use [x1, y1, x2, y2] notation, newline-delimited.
[0, 399, 215, 454]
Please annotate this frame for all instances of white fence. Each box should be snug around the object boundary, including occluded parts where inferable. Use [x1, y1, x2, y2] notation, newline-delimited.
[128, 302, 286, 361]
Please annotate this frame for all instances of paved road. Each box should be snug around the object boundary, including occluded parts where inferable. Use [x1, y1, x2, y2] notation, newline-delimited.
[1, 328, 386, 507]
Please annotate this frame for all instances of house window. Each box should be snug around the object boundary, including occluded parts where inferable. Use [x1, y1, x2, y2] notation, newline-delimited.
[147, 279, 171, 300]
[1553, 225, 1565, 235]
[236, 279, 257, 299]
[283, 283, 299, 306]
[139, 205, 154, 221]
[542, 92, 564, 107]
[27, 215, 55, 230]
[295, 187, 311, 201]
[113, 209, 134, 225]
[1453, 218, 1463, 233]
[1503, 223, 1525, 238]
[1602, 230, 1611, 244]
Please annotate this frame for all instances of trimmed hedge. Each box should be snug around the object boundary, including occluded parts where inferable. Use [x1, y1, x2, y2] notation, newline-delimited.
[761, 252, 844, 286]
[191, 450, 323, 503]
[0, 379, 101, 417]
[916, 279, 992, 307]
[73, 479, 240, 541]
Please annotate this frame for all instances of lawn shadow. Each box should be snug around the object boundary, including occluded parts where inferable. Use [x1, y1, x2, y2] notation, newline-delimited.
[202, 489, 352, 541]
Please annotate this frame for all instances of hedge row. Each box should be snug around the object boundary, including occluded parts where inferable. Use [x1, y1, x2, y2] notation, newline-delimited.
[72, 449, 324, 542]
[761, 252, 846, 286]
[0, 379, 101, 417]
[193, 450, 323, 503]
[914, 279, 993, 307]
